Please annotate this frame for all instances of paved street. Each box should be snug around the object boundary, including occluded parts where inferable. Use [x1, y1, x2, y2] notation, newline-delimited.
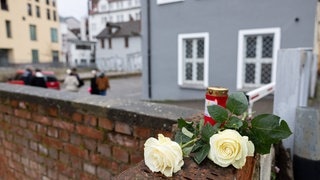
[78, 75, 142, 100]
[74, 74, 273, 114]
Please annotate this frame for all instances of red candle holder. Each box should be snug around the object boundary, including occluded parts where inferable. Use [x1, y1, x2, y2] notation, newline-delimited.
[204, 87, 228, 125]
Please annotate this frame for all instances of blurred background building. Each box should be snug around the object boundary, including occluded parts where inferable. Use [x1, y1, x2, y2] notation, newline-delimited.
[0, 0, 61, 67]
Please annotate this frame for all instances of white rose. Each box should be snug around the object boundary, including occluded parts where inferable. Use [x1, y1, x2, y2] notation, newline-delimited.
[144, 134, 184, 177]
[207, 129, 254, 169]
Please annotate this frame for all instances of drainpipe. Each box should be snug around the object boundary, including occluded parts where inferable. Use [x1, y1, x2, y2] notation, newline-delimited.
[147, 0, 152, 99]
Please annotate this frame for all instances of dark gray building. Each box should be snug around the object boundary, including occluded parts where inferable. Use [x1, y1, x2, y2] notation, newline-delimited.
[141, 0, 318, 100]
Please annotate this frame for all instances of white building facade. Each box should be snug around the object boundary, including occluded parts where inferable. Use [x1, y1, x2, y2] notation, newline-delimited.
[88, 0, 141, 41]
[95, 20, 141, 72]
[60, 17, 95, 67]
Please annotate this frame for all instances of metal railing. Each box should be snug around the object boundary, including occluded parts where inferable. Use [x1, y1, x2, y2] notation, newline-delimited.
[246, 82, 275, 118]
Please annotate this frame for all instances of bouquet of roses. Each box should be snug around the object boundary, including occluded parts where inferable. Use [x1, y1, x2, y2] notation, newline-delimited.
[144, 92, 292, 177]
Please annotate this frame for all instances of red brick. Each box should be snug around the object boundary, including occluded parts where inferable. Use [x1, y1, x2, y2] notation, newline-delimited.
[64, 144, 88, 158]
[42, 136, 63, 150]
[3, 140, 16, 151]
[56, 161, 75, 178]
[52, 120, 74, 132]
[130, 153, 143, 164]
[97, 144, 111, 157]
[83, 138, 97, 152]
[84, 115, 97, 126]
[0, 105, 12, 114]
[70, 156, 82, 170]
[28, 103, 38, 112]
[47, 127, 58, 138]
[10, 100, 18, 107]
[154, 130, 173, 139]
[112, 146, 129, 163]
[107, 133, 138, 148]
[19, 119, 27, 128]
[90, 154, 102, 165]
[115, 121, 131, 135]
[98, 117, 113, 130]
[119, 163, 131, 173]
[32, 114, 52, 125]
[48, 107, 58, 117]
[37, 124, 47, 134]
[59, 131, 70, 142]
[76, 125, 103, 140]
[14, 109, 31, 119]
[28, 121, 37, 132]
[78, 172, 96, 180]
[133, 126, 151, 139]
[70, 134, 82, 146]
[97, 167, 111, 180]
[111, 161, 119, 174]
[72, 112, 82, 123]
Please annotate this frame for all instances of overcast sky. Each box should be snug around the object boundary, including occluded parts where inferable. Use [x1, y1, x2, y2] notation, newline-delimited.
[57, 0, 88, 20]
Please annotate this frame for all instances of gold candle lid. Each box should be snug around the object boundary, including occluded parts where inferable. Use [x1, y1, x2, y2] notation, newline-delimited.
[206, 87, 228, 97]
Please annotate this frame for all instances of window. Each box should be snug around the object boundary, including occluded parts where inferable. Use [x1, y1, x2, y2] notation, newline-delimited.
[117, 15, 123, 22]
[237, 27, 280, 89]
[118, 1, 123, 9]
[36, 6, 40, 17]
[76, 45, 91, 50]
[5, 20, 11, 38]
[1, 0, 8, 11]
[52, 0, 55, 7]
[53, 10, 56, 21]
[27, 3, 32, 16]
[47, 9, 50, 20]
[80, 59, 86, 65]
[124, 37, 129, 48]
[100, 39, 105, 48]
[52, 50, 59, 62]
[101, 5, 106, 11]
[30, 25, 37, 41]
[50, 28, 58, 42]
[135, 12, 140, 20]
[178, 32, 209, 88]
[46, 0, 49, 5]
[101, 17, 107, 23]
[157, 0, 183, 5]
[32, 49, 39, 63]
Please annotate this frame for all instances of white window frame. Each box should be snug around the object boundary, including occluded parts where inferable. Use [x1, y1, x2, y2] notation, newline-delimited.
[178, 32, 209, 88]
[237, 27, 281, 89]
[157, 0, 184, 5]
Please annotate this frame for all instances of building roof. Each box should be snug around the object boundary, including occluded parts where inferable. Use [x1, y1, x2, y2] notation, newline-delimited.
[95, 20, 141, 39]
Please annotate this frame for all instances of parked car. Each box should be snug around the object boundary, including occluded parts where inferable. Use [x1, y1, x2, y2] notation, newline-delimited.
[7, 70, 60, 90]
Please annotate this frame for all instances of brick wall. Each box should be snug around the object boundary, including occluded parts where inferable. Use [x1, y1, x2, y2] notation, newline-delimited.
[0, 84, 199, 179]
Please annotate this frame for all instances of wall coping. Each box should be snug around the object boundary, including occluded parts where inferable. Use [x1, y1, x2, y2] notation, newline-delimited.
[0, 83, 200, 129]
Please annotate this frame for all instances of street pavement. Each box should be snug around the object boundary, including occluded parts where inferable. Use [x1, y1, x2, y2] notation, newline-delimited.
[74, 74, 274, 115]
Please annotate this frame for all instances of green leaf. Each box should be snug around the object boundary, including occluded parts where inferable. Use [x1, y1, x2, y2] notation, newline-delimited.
[201, 123, 219, 142]
[177, 118, 194, 130]
[182, 144, 195, 157]
[192, 139, 206, 152]
[225, 116, 243, 129]
[193, 144, 210, 164]
[207, 105, 228, 123]
[197, 119, 205, 134]
[250, 114, 292, 154]
[226, 92, 248, 115]
[174, 131, 192, 145]
[182, 127, 194, 138]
